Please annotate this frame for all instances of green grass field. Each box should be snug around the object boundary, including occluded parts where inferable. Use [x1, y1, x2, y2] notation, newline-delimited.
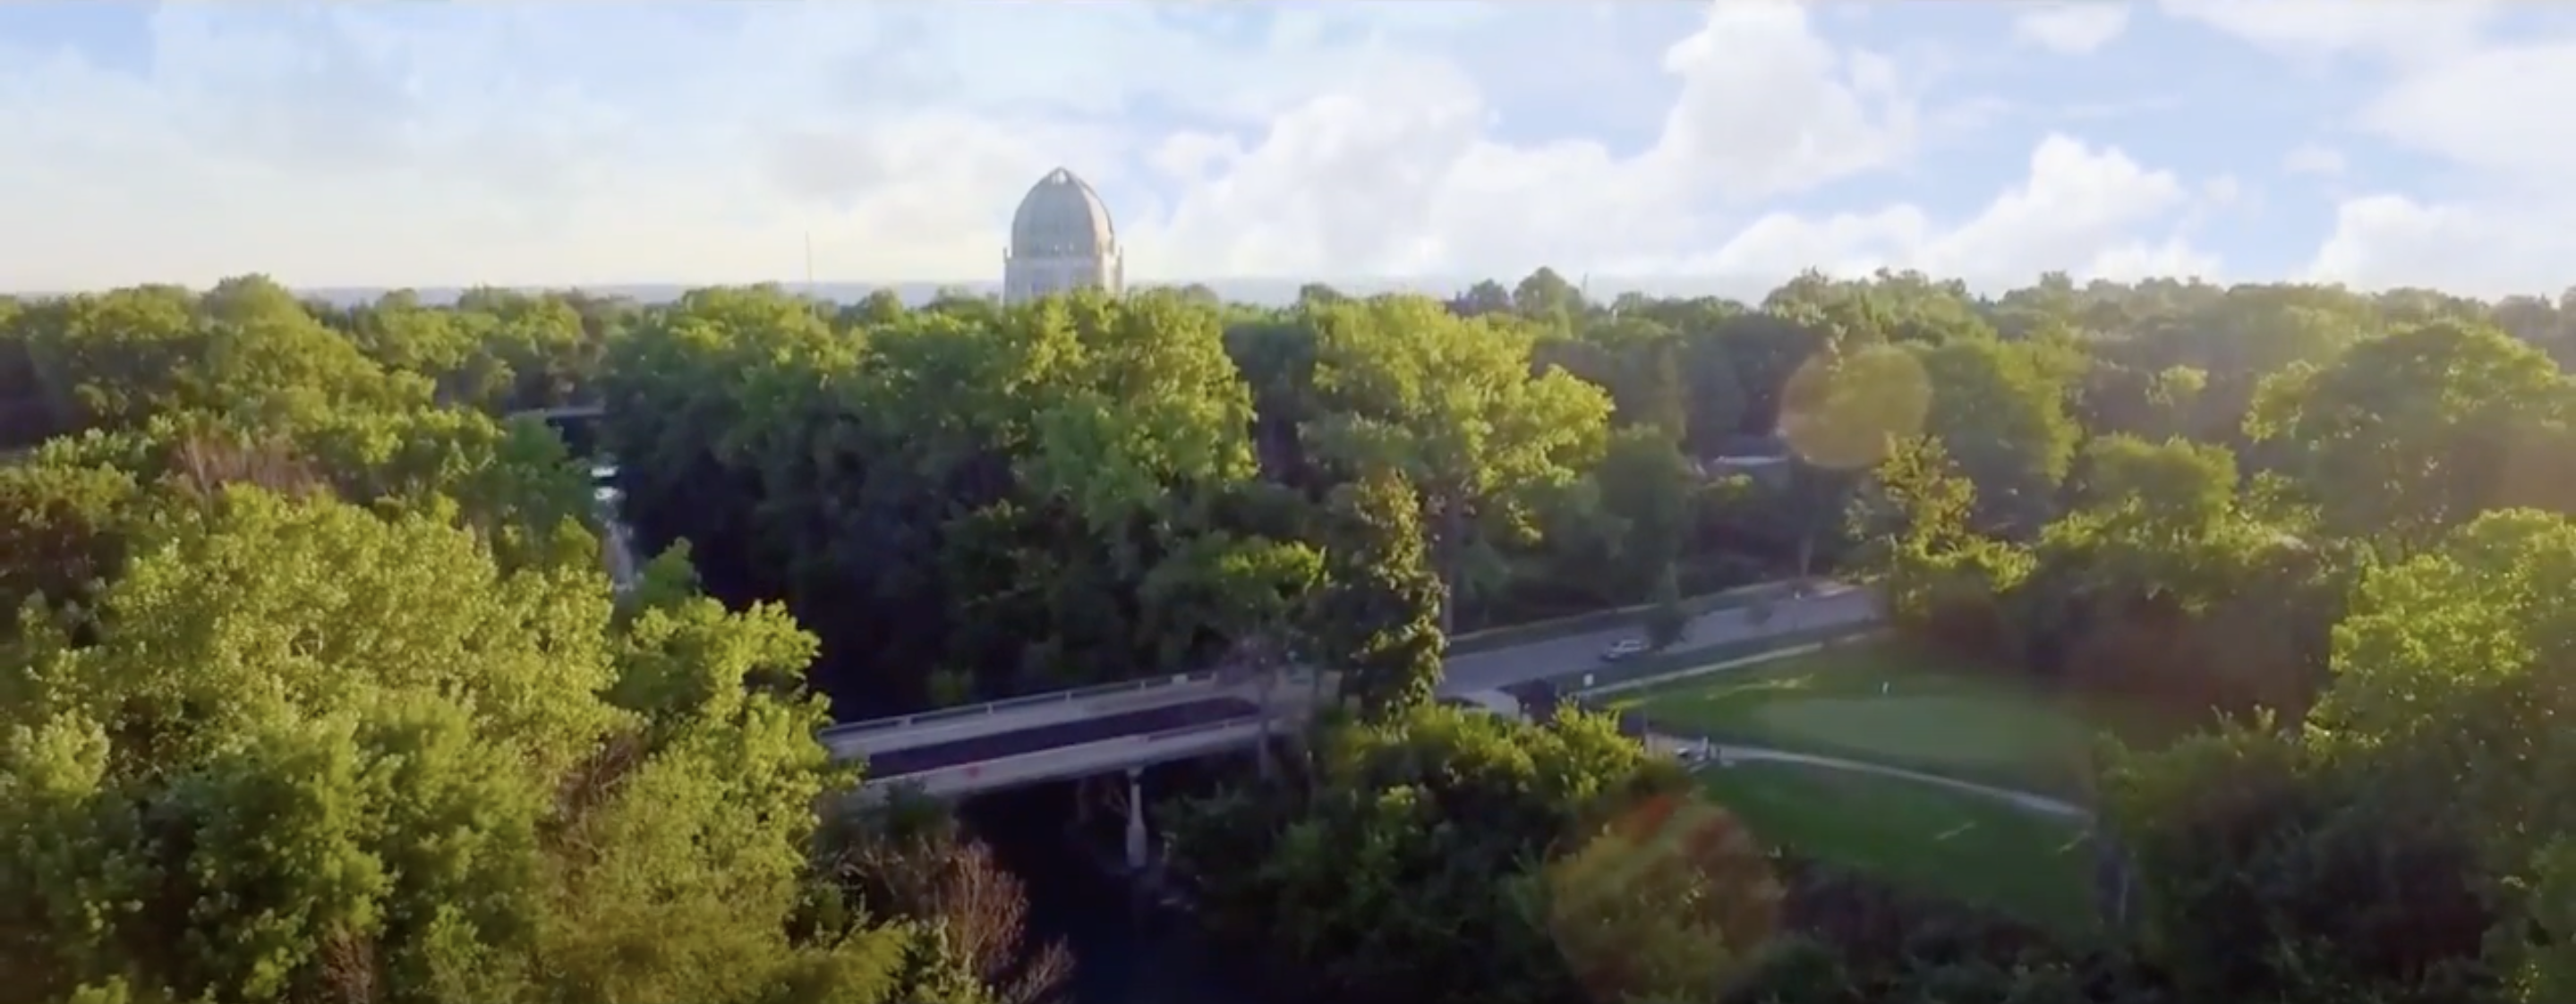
[1696, 760, 2101, 936]
[1613, 641, 2162, 795]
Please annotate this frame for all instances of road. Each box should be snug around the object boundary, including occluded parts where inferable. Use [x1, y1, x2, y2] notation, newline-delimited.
[1438, 583, 1881, 694]
[866, 697, 1259, 779]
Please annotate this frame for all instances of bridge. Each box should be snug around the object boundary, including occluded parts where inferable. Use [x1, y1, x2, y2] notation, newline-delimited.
[813, 582, 1876, 872]
[820, 668, 1335, 872]
[819, 669, 1331, 801]
[823, 583, 1883, 804]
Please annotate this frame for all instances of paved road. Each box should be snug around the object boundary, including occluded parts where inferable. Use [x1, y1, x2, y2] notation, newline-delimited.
[865, 697, 1258, 779]
[1439, 584, 1881, 694]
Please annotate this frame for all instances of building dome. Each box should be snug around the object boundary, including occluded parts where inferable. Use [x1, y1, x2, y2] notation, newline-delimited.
[1010, 167, 1117, 259]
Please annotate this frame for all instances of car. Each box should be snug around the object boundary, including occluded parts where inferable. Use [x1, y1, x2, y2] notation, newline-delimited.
[1600, 638, 1650, 661]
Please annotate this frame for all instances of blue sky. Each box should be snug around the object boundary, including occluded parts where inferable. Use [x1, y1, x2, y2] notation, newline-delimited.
[2, 2, 2571, 298]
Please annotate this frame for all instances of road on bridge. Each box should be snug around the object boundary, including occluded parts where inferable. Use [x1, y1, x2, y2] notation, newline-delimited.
[865, 696, 1260, 780]
[1438, 584, 1880, 694]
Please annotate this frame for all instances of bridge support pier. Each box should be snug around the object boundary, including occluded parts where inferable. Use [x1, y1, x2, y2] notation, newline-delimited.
[1122, 766, 1148, 872]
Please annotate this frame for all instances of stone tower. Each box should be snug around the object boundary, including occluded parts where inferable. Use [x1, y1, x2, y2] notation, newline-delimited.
[1002, 166, 1123, 305]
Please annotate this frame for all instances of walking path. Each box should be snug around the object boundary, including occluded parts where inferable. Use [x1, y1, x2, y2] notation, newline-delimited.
[1600, 639, 2093, 821]
[1652, 732, 2089, 819]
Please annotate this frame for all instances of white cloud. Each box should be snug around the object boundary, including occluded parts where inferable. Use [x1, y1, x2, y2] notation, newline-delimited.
[2306, 194, 2576, 296]
[2352, 36, 2576, 186]
[1139, 0, 1932, 280]
[2157, 0, 2576, 295]
[2158, 0, 2496, 67]
[2281, 143, 2347, 176]
[0, 1, 2223, 297]
[2013, 4, 2133, 55]
[2207, 13, 2576, 294]
[2305, 189, 2576, 298]
[1656, 134, 2215, 292]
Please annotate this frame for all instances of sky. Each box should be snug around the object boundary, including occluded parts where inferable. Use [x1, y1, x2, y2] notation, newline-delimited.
[3, 1, 2573, 299]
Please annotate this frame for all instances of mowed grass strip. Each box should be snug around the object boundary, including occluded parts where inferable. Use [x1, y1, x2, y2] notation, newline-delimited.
[1697, 760, 2100, 938]
[1615, 641, 2162, 796]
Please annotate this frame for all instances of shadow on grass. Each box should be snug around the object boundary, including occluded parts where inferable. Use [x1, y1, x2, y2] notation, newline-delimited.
[1697, 760, 2103, 940]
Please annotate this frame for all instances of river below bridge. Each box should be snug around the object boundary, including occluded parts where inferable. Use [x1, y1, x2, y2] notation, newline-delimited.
[966, 779, 1259, 1004]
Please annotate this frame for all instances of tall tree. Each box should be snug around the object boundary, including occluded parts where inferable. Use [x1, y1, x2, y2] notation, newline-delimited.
[2248, 320, 2574, 550]
[1302, 295, 1611, 632]
[0, 487, 966, 1004]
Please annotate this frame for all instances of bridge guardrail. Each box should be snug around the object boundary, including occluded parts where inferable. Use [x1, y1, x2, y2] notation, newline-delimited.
[819, 671, 1221, 740]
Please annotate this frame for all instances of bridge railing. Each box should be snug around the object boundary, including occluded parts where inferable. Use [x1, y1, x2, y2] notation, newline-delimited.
[817, 671, 1220, 740]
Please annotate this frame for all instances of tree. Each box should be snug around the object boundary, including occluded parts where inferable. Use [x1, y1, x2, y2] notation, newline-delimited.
[2096, 510, 2576, 1004]
[1165, 702, 1711, 1004]
[21, 264, 2576, 1004]
[2248, 320, 2574, 550]
[1449, 279, 1513, 318]
[829, 829, 1074, 1004]
[1512, 267, 1585, 336]
[1147, 532, 1326, 774]
[1517, 793, 1780, 1004]
[0, 458, 138, 627]
[1314, 472, 1446, 715]
[1915, 337, 2079, 533]
[0, 487, 968, 1004]
[1302, 295, 1612, 633]
[599, 286, 1273, 713]
[1595, 427, 1695, 600]
[1642, 563, 1687, 649]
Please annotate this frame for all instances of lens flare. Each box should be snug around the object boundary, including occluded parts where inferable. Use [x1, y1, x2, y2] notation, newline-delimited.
[1536, 791, 1782, 1002]
[1778, 345, 1931, 471]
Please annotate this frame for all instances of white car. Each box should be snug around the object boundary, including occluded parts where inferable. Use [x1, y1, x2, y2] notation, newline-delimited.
[1600, 638, 1650, 661]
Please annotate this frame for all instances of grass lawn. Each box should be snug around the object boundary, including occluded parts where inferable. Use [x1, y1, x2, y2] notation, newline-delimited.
[1614, 641, 2167, 796]
[1697, 760, 2101, 937]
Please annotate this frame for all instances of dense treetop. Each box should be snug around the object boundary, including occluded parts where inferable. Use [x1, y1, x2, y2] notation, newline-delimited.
[1, 266, 2572, 1004]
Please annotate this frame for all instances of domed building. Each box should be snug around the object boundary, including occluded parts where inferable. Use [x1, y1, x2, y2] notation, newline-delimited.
[1002, 167, 1124, 305]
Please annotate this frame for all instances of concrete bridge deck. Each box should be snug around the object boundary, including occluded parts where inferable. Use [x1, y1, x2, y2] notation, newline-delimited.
[817, 670, 1265, 758]
[840, 675, 1326, 800]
